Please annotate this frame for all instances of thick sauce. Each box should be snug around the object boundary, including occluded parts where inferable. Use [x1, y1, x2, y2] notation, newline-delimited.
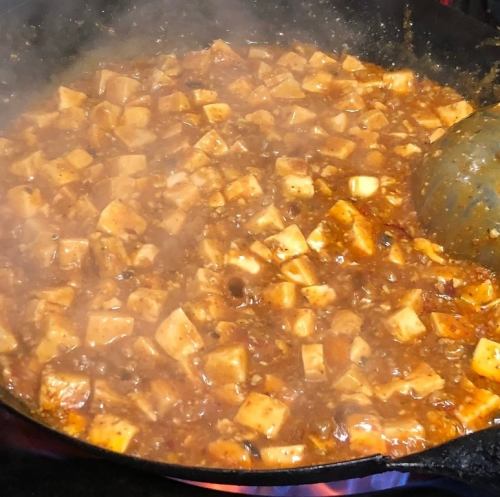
[0, 40, 498, 469]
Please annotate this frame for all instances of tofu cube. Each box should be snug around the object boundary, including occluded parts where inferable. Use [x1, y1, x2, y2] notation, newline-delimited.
[160, 209, 186, 235]
[348, 176, 380, 198]
[204, 344, 248, 384]
[386, 307, 426, 343]
[459, 280, 496, 307]
[97, 199, 147, 237]
[382, 70, 415, 94]
[455, 383, 500, 430]
[262, 282, 297, 309]
[0, 321, 18, 354]
[192, 89, 218, 106]
[342, 55, 365, 71]
[302, 343, 326, 381]
[164, 182, 200, 210]
[108, 154, 147, 176]
[436, 100, 474, 127]
[120, 106, 151, 128]
[472, 338, 500, 382]
[7, 186, 44, 218]
[308, 51, 337, 68]
[430, 313, 474, 341]
[285, 105, 316, 126]
[302, 71, 334, 94]
[301, 285, 337, 308]
[114, 126, 157, 150]
[319, 136, 356, 159]
[87, 414, 138, 453]
[207, 439, 251, 468]
[350, 336, 372, 364]
[155, 308, 204, 361]
[36, 286, 75, 308]
[351, 218, 375, 257]
[250, 240, 273, 262]
[225, 248, 261, 274]
[35, 313, 80, 363]
[90, 234, 129, 278]
[203, 103, 232, 123]
[65, 148, 93, 170]
[412, 111, 442, 129]
[281, 255, 318, 286]
[324, 112, 348, 133]
[105, 76, 141, 105]
[306, 222, 332, 252]
[39, 158, 80, 187]
[57, 238, 89, 270]
[86, 312, 135, 347]
[277, 51, 307, 72]
[194, 129, 229, 156]
[90, 101, 122, 129]
[330, 310, 363, 335]
[334, 365, 373, 396]
[58, 86, 87, 110]
[246, 204, 284, 234]
[269, 76, 305, 99]
[281, 174, 314, 199]
[288, 308, 316, 337]
[260, 445, 305, 467]
[180, 149, 211, 172]
[245, 109, 275, 129]
[393, 143, 422, 157]
[95, 69, 119, 95]
[199, 238, 224, 268]
[127, 288, 168, 323]
[131, 244, 159, 268]
[346, 413, 387, 455]
[361, 109, 389, 130]
[224, 174, 263, 201]
[275, 157, 308, 176]
[234, 392, 289, 438]
[39, 371, 91, 412]
[9, 150, 44, 179]
[265, 224, 309, 262]
[192, 268, 222, 295]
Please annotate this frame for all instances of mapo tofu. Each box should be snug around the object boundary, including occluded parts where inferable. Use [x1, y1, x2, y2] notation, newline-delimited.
[0, 40, 497, 469]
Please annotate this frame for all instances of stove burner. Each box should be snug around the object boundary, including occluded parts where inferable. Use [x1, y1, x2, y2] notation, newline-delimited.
[179, 472, 410, 496]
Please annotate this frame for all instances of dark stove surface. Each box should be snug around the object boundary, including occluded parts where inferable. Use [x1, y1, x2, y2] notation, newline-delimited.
[0, 407, 486, 497]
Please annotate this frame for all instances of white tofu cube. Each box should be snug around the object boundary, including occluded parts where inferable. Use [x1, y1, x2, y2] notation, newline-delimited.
[225, 174, 263, 201]
[436, 100, 474, 127]
[86, 312, 135, 347]
[260, 445, 305, 466]
[302, 71, 333, 94]
[246, 204, 284, 234]
[288, 308, 316, 337]
[281, 255, 318, 286]
[472, 338, 500, 383]
[195, 129, 229, 156]
[386, 307, 426, 343]
[262, 282, 297, 309]
[58, 86, 87, 110]
[87, 414, 138, 453]
[97, 199, 147, 238]
[155, 308, 204, 361]
[127, 288, 168, 323]
[348, 176, 380, 198]
[265, 224, 309, 262]
[275, 157, 308, 176]
[234, 392, 289, 438]
[301, 285, 337, 308]
[204, 344, 248, 384]
[281, 174, 314, 199]
[319, 136, 356, 159]
[383, 70, 415, 94]
[302, 344, 326, 381]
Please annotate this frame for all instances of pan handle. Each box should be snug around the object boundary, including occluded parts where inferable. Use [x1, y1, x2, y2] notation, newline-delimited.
[385, 426, 500, 495]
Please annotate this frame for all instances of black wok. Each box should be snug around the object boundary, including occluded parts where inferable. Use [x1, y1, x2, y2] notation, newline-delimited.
[0, 0, 499, 492]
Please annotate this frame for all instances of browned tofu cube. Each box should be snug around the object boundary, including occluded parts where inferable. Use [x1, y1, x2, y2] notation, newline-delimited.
[203, 103, 232, 123]
[87, 414, 138, 453]
[260, 445, 305, 467]
[39, 370, 91, 412]
[383, 70, 415, 94]
[97, 199, 147, 238]
[319, 136, 356, 159]
[204, 344, 248, 384]
[39, 158, 80, 187]
[105, 76, 141, 105]
[127, 288, 168, 323]
[235, 392, 289, 438]
[287, 308, 316, 337]
[386, 307, 426, 343]
[459, 280, 496, 308]
[430, 313, 474, 341]
[301, 285, 336, 308]
[86, 312, 135, 346]
[155, 308, 204, 361]
[58, 86, 87, 110]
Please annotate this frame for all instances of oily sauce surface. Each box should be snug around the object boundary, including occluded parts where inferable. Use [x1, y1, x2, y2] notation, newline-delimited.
[0, 40, 499, 469]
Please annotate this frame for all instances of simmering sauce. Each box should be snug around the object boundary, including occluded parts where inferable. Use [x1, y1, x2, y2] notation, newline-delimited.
[0, 40, 498, 469]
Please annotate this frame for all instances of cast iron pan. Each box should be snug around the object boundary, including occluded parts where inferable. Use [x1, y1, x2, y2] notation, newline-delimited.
[0, 0, 499, 491]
